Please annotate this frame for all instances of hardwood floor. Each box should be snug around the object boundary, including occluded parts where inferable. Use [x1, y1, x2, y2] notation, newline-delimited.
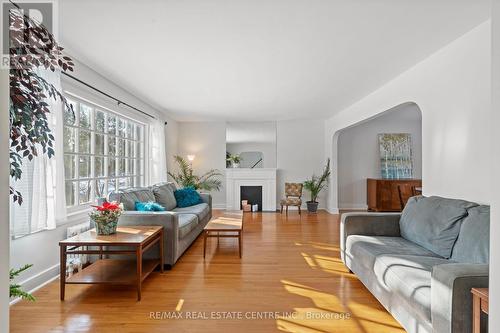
[10, 211, 404, 333]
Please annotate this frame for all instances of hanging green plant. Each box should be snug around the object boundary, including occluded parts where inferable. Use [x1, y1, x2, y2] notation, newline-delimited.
[8, 5, 75, 204]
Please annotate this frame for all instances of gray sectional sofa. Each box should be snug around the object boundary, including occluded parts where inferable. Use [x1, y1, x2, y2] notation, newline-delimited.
[341, 196, 489, 333]
[109, 182, 212, 267]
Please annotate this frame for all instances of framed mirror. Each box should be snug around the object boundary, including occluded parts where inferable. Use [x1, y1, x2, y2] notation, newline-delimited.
[225, 121, 277, 169]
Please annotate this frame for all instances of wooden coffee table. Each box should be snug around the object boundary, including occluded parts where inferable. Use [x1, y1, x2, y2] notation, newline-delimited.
[203, 211, 243, 258]
[59, 226, 164, 301]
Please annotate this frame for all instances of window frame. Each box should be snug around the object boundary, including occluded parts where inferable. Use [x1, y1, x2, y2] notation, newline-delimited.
[62, 91, 149, 215]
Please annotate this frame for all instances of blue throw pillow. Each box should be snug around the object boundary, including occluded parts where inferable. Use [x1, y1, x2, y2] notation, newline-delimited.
[135, 201, 166, 211]
[174, 186, 202, 208]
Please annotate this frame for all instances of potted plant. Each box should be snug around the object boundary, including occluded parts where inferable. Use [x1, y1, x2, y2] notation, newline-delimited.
[89, 201, 123, 235]
[10, 264, 35, 301]
[226, 154, 242, 168]
[303, 158, 331, 213]
[168, 155, 223, 191]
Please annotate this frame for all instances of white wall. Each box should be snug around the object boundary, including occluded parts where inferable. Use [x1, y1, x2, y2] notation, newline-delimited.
[277, 118, 326, 209]
[1, 65, 10, 332]
[226, 142, 276, 168]
[338, 103, 422, 209]
[325, 21, 491, 212]
[176, 122, 227, 208]
[165, 119, 179, 175]
[175, 118, 326, 210]
[489, 2, 499, 331]
[10, 57, 178, 293]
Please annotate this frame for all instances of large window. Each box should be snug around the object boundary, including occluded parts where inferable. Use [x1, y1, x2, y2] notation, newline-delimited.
[63, 96, 146, 210]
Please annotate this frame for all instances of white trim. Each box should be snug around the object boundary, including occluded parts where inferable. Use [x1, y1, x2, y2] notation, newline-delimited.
[62, 93, 147, 210]
[61, 77, 155, 125]
[63, 90, 148, 126]
[326, 207, 340, 214]
[212, 204, 227, 210]
[9, 263, 60, 306]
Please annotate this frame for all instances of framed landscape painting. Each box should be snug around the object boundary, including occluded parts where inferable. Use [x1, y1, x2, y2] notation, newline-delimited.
[378, 133, 413, 179]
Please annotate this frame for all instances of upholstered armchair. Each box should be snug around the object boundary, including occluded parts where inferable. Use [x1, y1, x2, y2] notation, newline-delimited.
[280, 183, 303, 215]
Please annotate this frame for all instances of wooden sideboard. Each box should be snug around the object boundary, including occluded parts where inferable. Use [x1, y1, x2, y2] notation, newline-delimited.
[367, 178, 422, 212]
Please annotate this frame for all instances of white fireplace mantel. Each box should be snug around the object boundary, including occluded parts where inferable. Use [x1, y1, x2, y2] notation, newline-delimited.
[225, 168, 277, 211]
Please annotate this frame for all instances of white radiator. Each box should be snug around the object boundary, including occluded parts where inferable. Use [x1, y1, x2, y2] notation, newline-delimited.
[66, 222, 91, 276]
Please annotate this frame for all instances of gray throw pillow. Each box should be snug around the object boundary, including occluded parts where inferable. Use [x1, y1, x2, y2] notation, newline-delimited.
[109, 187, 155, 211]
[399, 196, 478, 258]
[450, 205, 490, 264]
[152, 182, 177, 210]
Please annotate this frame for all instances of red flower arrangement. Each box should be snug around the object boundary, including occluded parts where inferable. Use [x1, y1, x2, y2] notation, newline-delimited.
[93, 201, 121, 212]
[89, 201, 123, 225]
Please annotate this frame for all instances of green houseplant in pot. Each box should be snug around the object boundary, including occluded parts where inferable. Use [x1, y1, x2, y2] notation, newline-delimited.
[10, 264, 35, 301]
[303, 158, 331, 213]
[226, 153, 242, 168]
[168, 155, 223, 191]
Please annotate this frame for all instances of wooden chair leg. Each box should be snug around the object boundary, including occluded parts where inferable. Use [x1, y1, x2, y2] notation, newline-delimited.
[298, 206, 301, 215]
[280, 205, 283, 214]
[286, 205, 288, 215]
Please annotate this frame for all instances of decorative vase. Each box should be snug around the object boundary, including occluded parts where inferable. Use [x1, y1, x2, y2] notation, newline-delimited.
[94, 219, 118, 235]
[306, 201, 319, 213]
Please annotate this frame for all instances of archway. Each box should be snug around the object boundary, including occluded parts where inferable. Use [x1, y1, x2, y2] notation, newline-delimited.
[327, 102, 423, 212]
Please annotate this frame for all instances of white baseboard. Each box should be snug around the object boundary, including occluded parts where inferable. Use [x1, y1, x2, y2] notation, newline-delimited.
[326, 208, 340, 214]
[9, 263, 60, 306]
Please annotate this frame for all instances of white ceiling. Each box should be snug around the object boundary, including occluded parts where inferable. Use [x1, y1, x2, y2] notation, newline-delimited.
[59, 0, 489, 121]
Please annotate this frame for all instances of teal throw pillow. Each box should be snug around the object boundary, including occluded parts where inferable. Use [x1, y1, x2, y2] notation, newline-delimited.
[174, 187, 203, 208]
[135, 201, 166, 211]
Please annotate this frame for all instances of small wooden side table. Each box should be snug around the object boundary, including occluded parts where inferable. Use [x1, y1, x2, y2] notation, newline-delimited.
[203, 211, 243, 258]
[471, 287, 489, 333]
[59, 226, 164, 301]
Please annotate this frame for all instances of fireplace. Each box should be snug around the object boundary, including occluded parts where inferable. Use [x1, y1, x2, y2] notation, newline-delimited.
[225, 168, 277, 211]
[240, 186, 262, 211]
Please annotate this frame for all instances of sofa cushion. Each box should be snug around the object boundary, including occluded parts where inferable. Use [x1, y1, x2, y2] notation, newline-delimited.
[174, 187, 203, 208]
[345, 235, 440, 270]
[451, 205, 490, 264]
[152, 182, 177, 210]
[373, 254, 453, 322]
[135, 201, 165, 211]
[178, 214, 199, 239]
[109, 187, 155, 211]
[400, 196, 478, 258]
[173, 203, 210, 221]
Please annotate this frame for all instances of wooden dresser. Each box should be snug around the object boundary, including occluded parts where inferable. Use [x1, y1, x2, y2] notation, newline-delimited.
[367, 178, 422, 212]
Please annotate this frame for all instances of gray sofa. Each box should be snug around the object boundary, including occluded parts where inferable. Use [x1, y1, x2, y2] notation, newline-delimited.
[341, 196, 489, 333]
[109, 182, 212, 267]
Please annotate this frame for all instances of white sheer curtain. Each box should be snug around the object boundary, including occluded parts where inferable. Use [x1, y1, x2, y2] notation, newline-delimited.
[10, 69, 66, 238]
[149, 119, 167, 185]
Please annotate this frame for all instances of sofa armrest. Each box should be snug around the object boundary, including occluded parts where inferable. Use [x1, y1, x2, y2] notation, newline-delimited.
[200, 193, 212, 210]
[340, 212, 401, 264]
[431, 263, 489, 333]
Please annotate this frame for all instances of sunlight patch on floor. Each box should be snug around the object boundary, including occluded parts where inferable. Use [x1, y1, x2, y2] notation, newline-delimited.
[176, 299, 185, 311]
[281, 281, 345, 314]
